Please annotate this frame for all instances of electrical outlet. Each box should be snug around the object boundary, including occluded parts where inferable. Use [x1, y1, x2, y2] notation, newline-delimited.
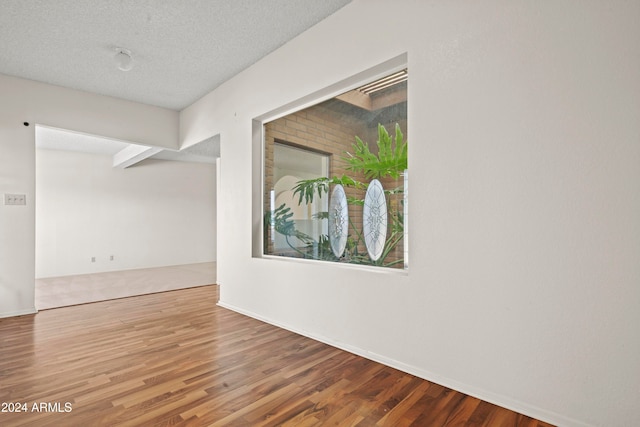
[4, 194, 26, 205]
[110, 255, 114, 261]
[91, 257, 96, 262]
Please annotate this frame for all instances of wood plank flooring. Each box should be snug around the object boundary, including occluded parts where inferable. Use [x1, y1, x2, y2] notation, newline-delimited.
[0, 286, 555, 426]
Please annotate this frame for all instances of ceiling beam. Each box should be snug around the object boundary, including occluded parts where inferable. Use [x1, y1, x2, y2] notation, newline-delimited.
[336, 90, 373, 111]
[371, 89, 407, 111]
[113, 144, 163, 169]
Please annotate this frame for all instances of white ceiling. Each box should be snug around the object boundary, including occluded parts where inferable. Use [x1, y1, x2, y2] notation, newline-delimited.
[0, 0, 351, 111]
[3, 0, 351, 163]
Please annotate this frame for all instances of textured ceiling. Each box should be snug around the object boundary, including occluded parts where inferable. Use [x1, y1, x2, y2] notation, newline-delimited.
[6, 0, 351, 163]
[0, 0, 351, 111]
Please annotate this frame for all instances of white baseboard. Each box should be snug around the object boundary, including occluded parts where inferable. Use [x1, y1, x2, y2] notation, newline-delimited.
[0, 307, 37, 319]
[217, 300, 589, 427]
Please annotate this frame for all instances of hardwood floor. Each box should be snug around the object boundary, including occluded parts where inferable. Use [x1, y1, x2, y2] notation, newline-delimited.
[0, 286, 554, 426]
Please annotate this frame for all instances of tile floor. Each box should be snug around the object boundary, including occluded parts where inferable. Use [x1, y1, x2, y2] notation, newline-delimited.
[35, 262, 216, 310]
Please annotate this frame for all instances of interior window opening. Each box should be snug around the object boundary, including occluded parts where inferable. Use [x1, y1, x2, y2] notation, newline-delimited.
[262, 69, 408, 269]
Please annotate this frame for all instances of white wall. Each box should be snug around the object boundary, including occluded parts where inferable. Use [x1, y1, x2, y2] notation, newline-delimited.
[0, 74, 179, 317]
[181, 1, 640, 426]
[36, 149, 216, 278]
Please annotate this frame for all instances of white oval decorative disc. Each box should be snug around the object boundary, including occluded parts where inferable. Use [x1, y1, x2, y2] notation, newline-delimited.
[328, 184, 349, 258]
[363, 179, 387, 261]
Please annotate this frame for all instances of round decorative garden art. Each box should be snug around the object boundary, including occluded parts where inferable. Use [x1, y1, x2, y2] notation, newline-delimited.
[328, 179, 388, 262]
[362, 179, 388, 261]
[328, 184, 349, 258]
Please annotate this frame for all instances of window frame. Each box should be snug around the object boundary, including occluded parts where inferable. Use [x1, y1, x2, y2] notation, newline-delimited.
[252, 54, 408, 273]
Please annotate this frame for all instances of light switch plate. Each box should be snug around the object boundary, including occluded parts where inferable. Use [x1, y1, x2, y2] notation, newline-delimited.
[4, 194, 26, 205]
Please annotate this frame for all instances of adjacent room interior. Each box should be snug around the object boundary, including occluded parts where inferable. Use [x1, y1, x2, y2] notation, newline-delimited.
[33, 126, 218, 309]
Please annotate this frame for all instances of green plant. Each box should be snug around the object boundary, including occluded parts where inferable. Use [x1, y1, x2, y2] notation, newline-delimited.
[345, 122, 407, 180]
[267, 123, 407, 268]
